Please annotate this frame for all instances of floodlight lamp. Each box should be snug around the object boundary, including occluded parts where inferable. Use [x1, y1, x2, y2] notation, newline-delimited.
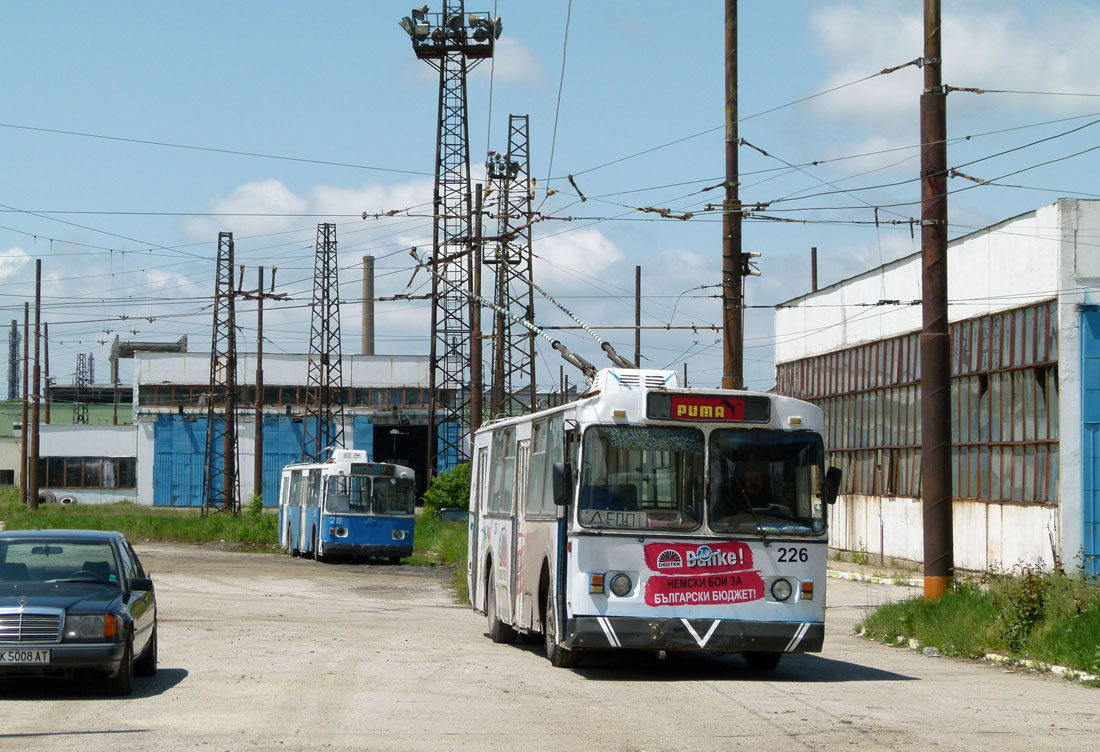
[414, 22, 430, 39]
[398, 16, 415, 36]
[446, 13, 464, 32]
[472, 26, 489, 42]
[411, 5, 429, 21]
[468, 14, 486, 26]
[492, 17, 502, 39]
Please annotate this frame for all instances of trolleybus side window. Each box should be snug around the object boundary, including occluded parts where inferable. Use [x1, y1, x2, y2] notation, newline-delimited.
[288, 470, 302, 506]
[489, 428, 516, 514]
[475, 446, 489, 512]
[578, 425, 704, 531]
[306, 469, 321, 508]
[526, 416, 562, 517]
[708, 430, 826, 535]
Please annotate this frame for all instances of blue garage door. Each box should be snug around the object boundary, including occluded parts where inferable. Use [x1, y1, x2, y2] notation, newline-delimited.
[1082, 307, 1100, 576]
[153, 415, 207, 507]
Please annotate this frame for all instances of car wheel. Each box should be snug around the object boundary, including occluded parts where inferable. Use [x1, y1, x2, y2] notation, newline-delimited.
[135, 624, 158, 677]
[486, 570, 516, 644]
[742, 651, 782, 671]
[107, 636, 134, 696]
[543, 591, 578, 668]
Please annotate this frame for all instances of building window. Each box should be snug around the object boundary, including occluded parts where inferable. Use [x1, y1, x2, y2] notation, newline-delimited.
[37, 457, 138, 490]
[776, 300, 1058, 504]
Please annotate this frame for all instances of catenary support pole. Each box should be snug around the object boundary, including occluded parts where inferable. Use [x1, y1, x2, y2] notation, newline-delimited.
[721, 0, 744, 389]
[470, 185, 484, 434]
[19, 303, 28, 506]
[920, 0, 954, 600]
[635, 265, 641, 368]
[29, 260, 41, 510]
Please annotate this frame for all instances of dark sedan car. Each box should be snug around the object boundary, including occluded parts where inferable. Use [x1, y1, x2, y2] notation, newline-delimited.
[0, 529, 157, 695]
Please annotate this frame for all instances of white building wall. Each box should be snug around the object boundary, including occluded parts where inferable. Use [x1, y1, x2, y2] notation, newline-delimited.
[134, 352, 429, 389]
[777, 199, 1100, 572]
[39, 425, 140, 504]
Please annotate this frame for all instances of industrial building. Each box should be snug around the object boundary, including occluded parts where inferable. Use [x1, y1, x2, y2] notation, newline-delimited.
[25, 351, 435, 506]
[775, 198, 1100, 575]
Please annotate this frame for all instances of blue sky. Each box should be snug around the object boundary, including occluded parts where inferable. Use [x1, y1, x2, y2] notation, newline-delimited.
[2, 1, 1099, 392]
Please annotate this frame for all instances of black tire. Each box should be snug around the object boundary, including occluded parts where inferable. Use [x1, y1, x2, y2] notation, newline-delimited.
[486, 571, 516, 644]
[313, 527, 324, 562]
[742, 651, 782, 671]
[107, 637, 134, 696]
[288, 524, 299, 557]
[388, 556, 402, 565]
[543, 591, 578, 668]
[135, 624, 158, 677]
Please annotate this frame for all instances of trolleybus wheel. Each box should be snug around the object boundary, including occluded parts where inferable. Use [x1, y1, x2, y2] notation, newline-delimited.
[487, 571, 516, 644]
[314, 528, 324, 562]
[287, 524, 299, 557]
[742, 651, 781, 671]
[543, 591, 578, 668]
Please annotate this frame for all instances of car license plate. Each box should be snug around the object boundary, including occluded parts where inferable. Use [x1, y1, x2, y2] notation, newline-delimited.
[0, 648, 50, 664]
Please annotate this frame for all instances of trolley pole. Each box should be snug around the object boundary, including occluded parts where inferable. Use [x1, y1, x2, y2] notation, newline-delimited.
[920, 0, 954, 600]
[721, 0, 744, 389]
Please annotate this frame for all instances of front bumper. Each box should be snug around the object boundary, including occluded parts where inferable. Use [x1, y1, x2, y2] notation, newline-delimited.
[322, 542, 413, 559]
[566, 616, 824, 654]
[0, 641, 126, 677]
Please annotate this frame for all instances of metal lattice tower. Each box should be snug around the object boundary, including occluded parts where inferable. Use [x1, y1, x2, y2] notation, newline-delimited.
[202, 232, 240, 515]
[487, 114, 536, 418]
[73, 353, 90, 424]
[303, 223, 345, 462]
[8, 320, 18, 400]
[400, 1, 498, 474]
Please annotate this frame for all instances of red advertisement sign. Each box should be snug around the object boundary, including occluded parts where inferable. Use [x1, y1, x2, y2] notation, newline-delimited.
[643, 541, 753, 574]
[645, 570, 765, 607]
[669, 395, 743, 422]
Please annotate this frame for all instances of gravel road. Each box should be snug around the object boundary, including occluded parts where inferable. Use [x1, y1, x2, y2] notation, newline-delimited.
[1, 543, 1095, 751]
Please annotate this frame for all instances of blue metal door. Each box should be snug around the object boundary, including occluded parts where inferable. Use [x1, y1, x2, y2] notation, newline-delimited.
[1082, 307, 1100, 576]
[153, 415, 207, 507]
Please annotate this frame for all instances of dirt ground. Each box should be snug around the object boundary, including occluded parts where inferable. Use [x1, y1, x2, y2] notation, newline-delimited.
[0, 543, 1096, 751]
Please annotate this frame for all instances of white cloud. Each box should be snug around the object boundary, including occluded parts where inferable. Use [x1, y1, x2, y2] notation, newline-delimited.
[810, 1, 1100, 126]
[0, 246, 30, 279]
[532, 227, 624, 288]
[183, 179, 308, 240]
[470, 37, 544, 85]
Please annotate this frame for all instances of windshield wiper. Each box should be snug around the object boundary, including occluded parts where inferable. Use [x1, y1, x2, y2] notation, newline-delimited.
[731, 476, 770, 548]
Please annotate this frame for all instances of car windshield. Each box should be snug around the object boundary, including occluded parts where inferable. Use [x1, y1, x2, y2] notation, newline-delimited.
[578, 425, 704, 531]
[0, 539, 120, 586]
[708, 429, 827, 536]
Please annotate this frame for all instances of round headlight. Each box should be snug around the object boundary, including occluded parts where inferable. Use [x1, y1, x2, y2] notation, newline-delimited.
[770, 579, 794, 601]
[609, 573, 633, 597]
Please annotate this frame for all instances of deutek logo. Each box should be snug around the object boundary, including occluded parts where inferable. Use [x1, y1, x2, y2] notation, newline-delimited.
[656, 549, 684, 569]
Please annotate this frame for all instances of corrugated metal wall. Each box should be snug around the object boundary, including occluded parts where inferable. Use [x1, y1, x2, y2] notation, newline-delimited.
[1081, 307, 1100, 576]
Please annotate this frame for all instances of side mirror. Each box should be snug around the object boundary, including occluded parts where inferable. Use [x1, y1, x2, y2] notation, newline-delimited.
[129, 577, 154, 593]
[822, 466, 842, 505]
[552, 461, 572, 506]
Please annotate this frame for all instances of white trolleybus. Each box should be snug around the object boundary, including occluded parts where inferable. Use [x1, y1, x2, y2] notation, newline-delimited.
[278, 449, 416, 563]
[468, 368, 840, 669]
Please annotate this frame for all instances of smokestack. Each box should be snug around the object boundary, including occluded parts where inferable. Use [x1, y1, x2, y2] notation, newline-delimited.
[362, 256, 375, 355]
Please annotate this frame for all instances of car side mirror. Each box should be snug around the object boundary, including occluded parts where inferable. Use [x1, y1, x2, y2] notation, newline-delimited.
[552, 461, 572, 506]
[823, 466, 842, 505]
[129, 577, 154, 593]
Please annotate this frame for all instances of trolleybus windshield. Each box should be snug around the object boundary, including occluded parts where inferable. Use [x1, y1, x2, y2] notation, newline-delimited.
[708, 430, 826, 535]
[325, 475, 415, 515]
[578, 425, 704, 531]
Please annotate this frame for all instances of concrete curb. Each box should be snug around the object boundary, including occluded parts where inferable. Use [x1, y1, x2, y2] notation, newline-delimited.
[855, 625, 1100, 687]
[827, 568, 922, 587]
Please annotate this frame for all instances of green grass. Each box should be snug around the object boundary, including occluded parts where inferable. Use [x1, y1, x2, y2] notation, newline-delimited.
[0, 486, 473, 600]
[411, 514, 469, 603]
[859, 571, 1100, 677]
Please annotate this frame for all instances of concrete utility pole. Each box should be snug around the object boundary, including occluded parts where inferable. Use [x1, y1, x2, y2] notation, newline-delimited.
[43, 323, 50, 424]
[239, 266, 288, 502]
[634, 266, 642, 368]
[470, 184, 484, 434]
[920, 0, 954, 600]
[19, 303, 28, 506]
[721, 0, 744, 390]
[29, 260, 41, 510]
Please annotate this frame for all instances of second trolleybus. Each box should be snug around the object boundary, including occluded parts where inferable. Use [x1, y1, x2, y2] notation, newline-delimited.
[278, 449, 416, 562]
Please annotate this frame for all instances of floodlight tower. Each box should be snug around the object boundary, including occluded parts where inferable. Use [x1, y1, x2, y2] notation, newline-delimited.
[399, 2, 501, 475]
[303, 223, 346, 462]
[486, 114, 535, 418]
